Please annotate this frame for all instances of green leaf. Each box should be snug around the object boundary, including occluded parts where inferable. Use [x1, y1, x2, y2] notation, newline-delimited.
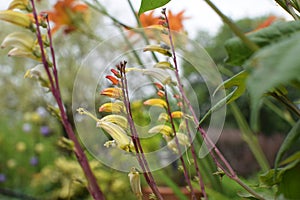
[246, 32, 300, 130]
[220, 70, 248, 104]
[280, 151, 300, 166]
[225, 21, 300, 66]
[274, 121, 300, 172]
[278, 162, 300, 199]
[199, 71, 248, 125]
[259, 159, 300, 187]
[138, 0, 171, 15]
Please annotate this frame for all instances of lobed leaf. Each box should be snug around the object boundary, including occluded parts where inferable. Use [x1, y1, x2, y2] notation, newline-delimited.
[225, 21, 300, 66]
[246, 32, 300, 130]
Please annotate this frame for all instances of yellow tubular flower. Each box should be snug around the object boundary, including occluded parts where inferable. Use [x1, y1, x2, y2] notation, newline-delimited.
[128, 168, 142, 200]
[1, 31, 44, 61]
[1, 31, 34, 50]
[100, 87, 123, 99]
[99, 102, 124, 113]
[143, 98, 167, 109]
[100, 114, 128, 130]
[8, 0, 31, 11]
[158, 113, 169, 122]
[143, 44, 172, 57]
[171, 111, 184, 119]
[153, 61, 173, 70]
[0, 10, 32, 28]
[148, 125, 174, 136]
[166, 132, 190, 153]
[97, 121, 134, 152]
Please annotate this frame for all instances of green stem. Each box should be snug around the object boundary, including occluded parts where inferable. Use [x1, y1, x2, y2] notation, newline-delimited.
[194, 134, 223, 192]
[233, 177, 265, 200]
[30, 1, 105, 199]
[203, 0, 260, 52]
[164, 88, 197, 200]
[285, 0, 300, 19]
[120, 62, 163, 200]
[271, 92, 300, 118]
[229, 103, 270, 171]
[275, 0, 300, 19]
[264, 99, 295, 126]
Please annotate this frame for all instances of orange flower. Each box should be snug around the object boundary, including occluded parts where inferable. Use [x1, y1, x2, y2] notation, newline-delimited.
[253, 15, 278, 32]
[139, 11, 160, 28]
[139, 10, 188, 32]
[167, 10, 188, 32]
[100, 87, 123, 99]
[46, 0, 89, 34]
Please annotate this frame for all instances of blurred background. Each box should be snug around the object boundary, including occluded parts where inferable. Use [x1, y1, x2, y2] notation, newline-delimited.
[0, 0, 298, 199]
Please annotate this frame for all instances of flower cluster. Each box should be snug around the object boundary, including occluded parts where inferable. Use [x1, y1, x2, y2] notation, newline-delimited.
[143, 83, 191, 154]
[0, 0, 48, 61]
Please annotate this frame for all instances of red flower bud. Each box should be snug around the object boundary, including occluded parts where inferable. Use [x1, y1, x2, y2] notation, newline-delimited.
[106, 75, 119, 85]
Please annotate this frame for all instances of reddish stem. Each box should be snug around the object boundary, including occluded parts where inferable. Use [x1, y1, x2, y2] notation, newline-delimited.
[162, 8, 264, 200]
[183, 106, 207, 199]
[164, 88, 197, 200]
[162, 9, 208, 198]
[30, 1, 105, 199]
[119, 62, 164, 200]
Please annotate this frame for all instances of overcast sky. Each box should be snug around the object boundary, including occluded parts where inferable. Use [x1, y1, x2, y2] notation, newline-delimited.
[0, 0, 292, 37]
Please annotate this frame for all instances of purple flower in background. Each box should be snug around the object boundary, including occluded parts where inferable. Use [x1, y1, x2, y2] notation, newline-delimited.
[40, 126, 51, 136]
[36, 107, 47, 118]
[22, 123, 32, 133]
[0, 174, 6, 182]
[30, 156, 39, 166]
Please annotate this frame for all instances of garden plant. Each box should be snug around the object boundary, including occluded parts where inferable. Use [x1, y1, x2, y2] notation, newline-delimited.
[0, 0, 299, 200]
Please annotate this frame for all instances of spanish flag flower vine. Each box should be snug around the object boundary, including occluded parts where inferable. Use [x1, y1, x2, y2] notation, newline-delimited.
[0, 0, 275, 199]
[77, 8, 208, 200]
